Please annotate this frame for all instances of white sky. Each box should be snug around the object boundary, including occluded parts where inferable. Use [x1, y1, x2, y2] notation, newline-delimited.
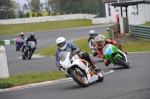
[15, 0, 45, 5]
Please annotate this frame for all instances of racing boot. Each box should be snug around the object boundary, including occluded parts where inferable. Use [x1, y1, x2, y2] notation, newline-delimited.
[104, 60, 110, 66]
[90, 60, 101, 73]
[93, 52, 98, 57]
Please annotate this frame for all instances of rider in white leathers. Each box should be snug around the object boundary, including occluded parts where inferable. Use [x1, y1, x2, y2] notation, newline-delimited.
[88, 30, 105, 57]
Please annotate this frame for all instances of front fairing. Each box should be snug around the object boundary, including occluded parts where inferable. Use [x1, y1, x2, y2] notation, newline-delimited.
[59, 51, 71, 69]
[102, 44, 123, 63]
[59, 51, 89, 74]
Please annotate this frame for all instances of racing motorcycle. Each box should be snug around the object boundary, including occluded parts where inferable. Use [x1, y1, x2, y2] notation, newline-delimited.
[59, 51, 104, 87]
[96, 44, 130, 68]
[22, 41, 36, 60]
[15, 37, 24, 51]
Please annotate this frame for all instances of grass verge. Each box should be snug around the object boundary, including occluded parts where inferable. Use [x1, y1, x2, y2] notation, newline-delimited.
[0, 71, 66, 89]
[143, 21, 150, 26]
[122, 40, 150, 52]
[0, 19, 98, 36]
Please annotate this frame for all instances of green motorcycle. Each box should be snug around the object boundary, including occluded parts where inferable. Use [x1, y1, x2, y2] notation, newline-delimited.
[101, 44, 130, 68]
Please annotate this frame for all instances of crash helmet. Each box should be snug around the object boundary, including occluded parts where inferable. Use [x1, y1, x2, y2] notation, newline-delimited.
[56, 37, 67, 50]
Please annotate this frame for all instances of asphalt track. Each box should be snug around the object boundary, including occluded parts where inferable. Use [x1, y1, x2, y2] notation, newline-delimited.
[0, 52, 150, 99]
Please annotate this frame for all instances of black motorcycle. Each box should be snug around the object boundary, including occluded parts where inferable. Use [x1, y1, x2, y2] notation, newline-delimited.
[22, 41, 36, 60]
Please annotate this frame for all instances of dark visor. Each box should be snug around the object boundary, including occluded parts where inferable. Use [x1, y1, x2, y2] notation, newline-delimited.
[57, 42, 66, 47]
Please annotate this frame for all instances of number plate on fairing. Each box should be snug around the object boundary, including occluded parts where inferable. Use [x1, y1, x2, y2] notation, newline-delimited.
[102, 44, 113, 54]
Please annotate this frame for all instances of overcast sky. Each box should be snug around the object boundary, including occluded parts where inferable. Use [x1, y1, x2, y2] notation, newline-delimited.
[15, 0, 45, 5]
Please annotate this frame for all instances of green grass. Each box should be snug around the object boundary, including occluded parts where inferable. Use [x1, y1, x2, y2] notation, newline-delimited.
[0, 71, 66, 89]
[0, 19, 97, 36]
[143, 21, 150, 26]
[36, 45, 58, 56]
[122, 40, 150, 52]
[36, 33, 109, 56]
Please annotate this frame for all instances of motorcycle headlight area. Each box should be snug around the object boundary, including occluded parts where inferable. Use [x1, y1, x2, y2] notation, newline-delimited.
[58, 51, 69, 61]
[60, 57, 65, 61]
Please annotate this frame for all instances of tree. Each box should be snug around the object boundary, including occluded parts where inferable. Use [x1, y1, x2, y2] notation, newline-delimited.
[22, 3, 29, 13]
[48, 0, 59, 15]
[0, 0, 18, 19]
[51, 0, 101, 15]
[44, 1, 51, 15]
[22, 3, 29, 17]
[27, 0, 43, 12]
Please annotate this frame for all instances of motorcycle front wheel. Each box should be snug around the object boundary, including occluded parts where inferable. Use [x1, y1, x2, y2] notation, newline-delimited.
[70, 68, 89, 87]
[115, 57, 130, 69]
[28, 50, 33, 60]
[22, 54, 26, 60]
[16, 46, 20, 51]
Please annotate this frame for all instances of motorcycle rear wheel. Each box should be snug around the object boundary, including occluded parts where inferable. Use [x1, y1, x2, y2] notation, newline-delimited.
[22, 55, 26, 60]
[97, 71, 104, 82]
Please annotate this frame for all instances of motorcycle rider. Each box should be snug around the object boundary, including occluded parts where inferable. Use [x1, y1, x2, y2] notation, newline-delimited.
[22, 33, 37, 54]
[88, 30, 105, 57]
[55, 37, 100, 72]
[18, 32, 25, 40]
[94, 34, 127, 66]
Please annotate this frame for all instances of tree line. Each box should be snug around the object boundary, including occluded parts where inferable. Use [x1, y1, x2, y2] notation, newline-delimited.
[0, 0, 104, 19]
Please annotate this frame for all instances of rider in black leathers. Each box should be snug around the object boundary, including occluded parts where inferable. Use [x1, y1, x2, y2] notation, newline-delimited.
[22, 33, 37, 54]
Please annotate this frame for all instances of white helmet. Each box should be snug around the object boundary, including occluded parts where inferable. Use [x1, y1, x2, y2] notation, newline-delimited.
[20, 32, 24, 35]
[95, 34, 106, 41]
[89, 30, 95, 35]
[56, 37, 67, 50]
[95, 34, 106, 46]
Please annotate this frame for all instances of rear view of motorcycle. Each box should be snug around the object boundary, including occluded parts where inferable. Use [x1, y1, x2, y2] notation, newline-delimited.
[22, 41, 36, 60]
[15, 37, 24, 51]
[59, 51, 104, 87]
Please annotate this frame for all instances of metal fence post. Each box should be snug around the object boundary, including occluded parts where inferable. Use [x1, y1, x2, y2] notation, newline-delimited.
[107, 27, 112, 39]
[111, 28, 114, 39]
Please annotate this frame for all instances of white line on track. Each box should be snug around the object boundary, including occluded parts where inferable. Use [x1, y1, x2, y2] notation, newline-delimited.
[0, 70, 115, 92]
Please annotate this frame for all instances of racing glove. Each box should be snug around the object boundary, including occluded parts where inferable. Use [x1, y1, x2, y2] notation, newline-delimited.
[76, 48, 81, 53]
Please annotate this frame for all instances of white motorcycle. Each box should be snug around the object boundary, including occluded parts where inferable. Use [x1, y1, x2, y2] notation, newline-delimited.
[59, 51, 104, 87]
